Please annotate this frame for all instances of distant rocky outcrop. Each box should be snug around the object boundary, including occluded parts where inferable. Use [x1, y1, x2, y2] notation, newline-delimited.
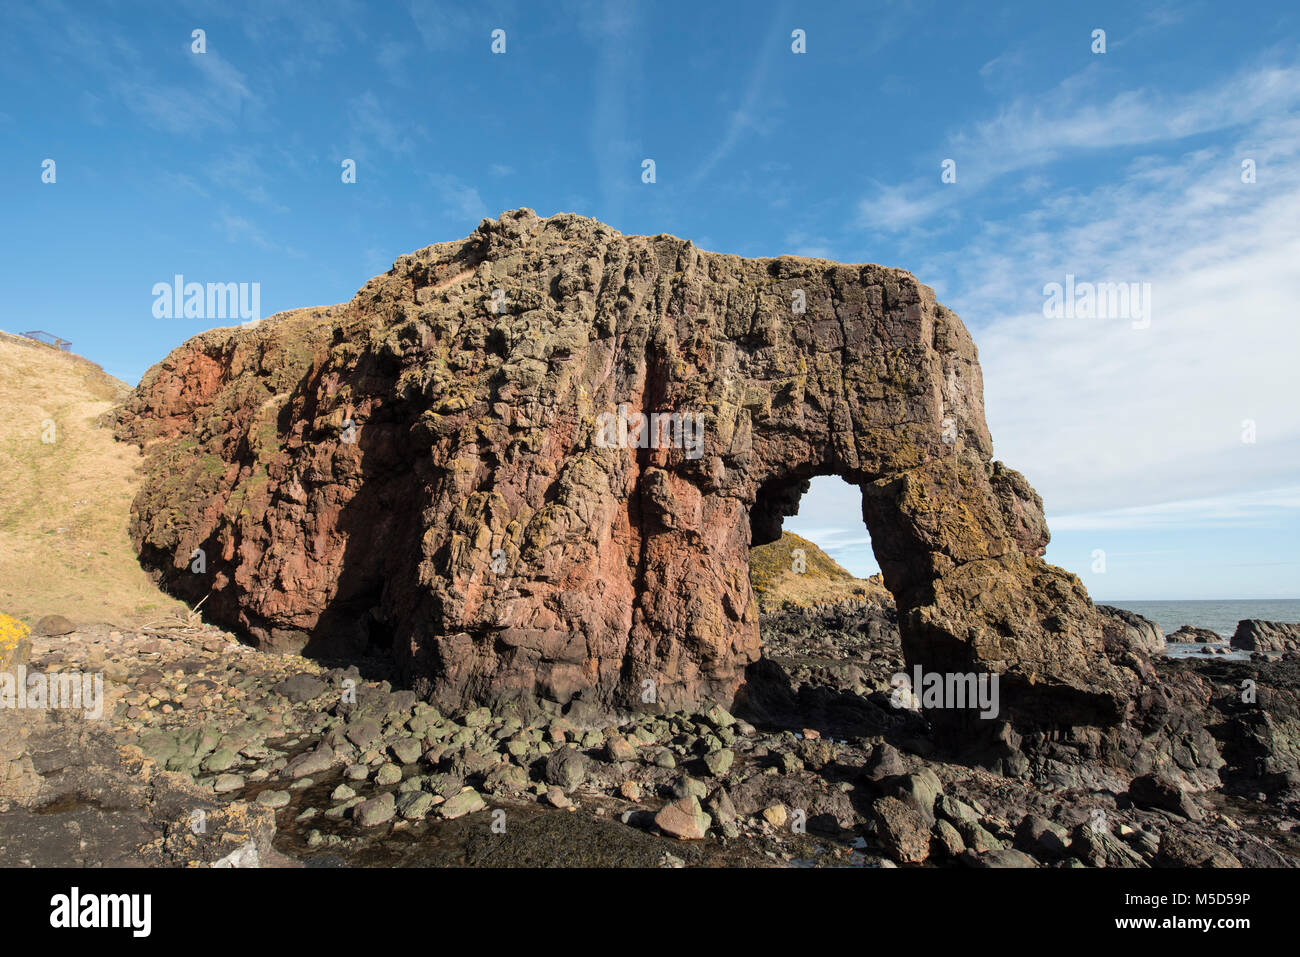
[1167, 625, 1223, 644]
[1232, 620, 1300, 653]
[1095, 605, 1164, 656]
[117, 209, 1131, 727]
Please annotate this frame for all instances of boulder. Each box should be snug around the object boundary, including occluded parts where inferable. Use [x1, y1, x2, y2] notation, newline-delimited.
[873, 796, 930, 864]
[353, 792, 396, 827]
[863, 742, 905, 781]
[439, 788, 487, 819]
[1156, 831, 1241, 868]
[889, 769, 943, 823]
[1014, 814, 1070, 859]
[544, 747, 589, 792]
[1128, 772, 1205, 821]
[654, 796, 711, 840]
[931, 818, 966, 858]
[32, 614, 76, 637]
[273, 673, 329, 703]
[283, 743, 337, 780]
[603, 735, 636, 763]
[959, 848, 1038, 868]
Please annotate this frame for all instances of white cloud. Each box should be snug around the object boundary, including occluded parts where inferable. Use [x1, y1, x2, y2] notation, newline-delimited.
[906, 83, 1300, 530]
[969, 128, 1300, 520]
[1051, 487, 1300, 532]
[842, 57, 1300, 541]
[688, 11, 787, 186]
[219, 213, 304, 258]
[859, 61, 1300, 231]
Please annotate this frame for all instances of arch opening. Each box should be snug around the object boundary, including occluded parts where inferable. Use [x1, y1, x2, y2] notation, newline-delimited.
[743, 473, 907, 734]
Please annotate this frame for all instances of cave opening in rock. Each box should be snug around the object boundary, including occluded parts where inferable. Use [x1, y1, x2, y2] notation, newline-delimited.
[782, 476, 882, 581]
[749, 473, 885, 604]
[745, 473, 903, 725]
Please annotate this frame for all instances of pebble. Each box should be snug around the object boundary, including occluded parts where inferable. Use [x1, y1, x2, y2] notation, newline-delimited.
[213, 773, 245, 794]
[439, 788, 486, 820]
[256, 789, 291, 809]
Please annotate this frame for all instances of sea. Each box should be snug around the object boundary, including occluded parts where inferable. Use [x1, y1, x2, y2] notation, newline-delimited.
[1103, 599, 1300, 639]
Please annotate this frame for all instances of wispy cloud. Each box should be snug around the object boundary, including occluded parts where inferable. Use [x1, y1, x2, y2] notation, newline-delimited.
[689, 9, 788, 186]
[406, 0, 476, 51]
[428, 173, 489, 223]
[13, 0, 262, 134]
[939, 117, 1300, 530]
[573, 0, 643, 227]
[1052, 487, 1300, 531]
[860, 59, 1300, 231]
[206, 148, 289, 211]
[220, 213, 304, 258]
[344, 90, 423, 159]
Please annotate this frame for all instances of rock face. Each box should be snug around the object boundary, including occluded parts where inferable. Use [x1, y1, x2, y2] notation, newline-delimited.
[1232, 620, 1300, 653]
[117, 209, 1130, 726]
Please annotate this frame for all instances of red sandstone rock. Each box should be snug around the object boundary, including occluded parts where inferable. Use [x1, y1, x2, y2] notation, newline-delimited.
[117, 209, 1132, 725]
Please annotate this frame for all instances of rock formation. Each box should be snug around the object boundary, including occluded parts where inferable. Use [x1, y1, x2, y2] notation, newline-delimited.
[1095, 605, 1164, 656]
[1232, 620, 1300, 653]
[117, 209, 1132, 726]
[1168, 624, 1223, 644]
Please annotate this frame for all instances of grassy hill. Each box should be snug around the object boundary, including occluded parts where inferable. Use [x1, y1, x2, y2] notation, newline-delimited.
[749, 531, 892, 613]
[0, 331, 185, 626]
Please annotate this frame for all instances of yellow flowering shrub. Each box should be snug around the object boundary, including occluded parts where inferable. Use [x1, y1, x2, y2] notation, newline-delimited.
[0, 612, 32, 658]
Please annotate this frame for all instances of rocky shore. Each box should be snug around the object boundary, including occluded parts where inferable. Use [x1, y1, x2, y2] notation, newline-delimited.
[4, 603, 1297, 868]
[4, 212, 1296, 870]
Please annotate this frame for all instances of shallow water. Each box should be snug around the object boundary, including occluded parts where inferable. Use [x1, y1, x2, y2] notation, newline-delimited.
[1163, 642, 1250, 661]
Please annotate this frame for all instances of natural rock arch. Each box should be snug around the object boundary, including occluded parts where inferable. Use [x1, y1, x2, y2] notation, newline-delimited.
[119, 209, 1131, 729]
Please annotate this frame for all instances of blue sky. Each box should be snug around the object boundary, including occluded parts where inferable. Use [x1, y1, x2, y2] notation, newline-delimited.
[2, 1, 1298, 599]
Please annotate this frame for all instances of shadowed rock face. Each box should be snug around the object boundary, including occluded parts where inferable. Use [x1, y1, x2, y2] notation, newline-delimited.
[117, 209, 1132, 725]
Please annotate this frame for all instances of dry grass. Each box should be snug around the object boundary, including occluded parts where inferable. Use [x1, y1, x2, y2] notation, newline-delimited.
[749, 531, 892, 613]
[0, 331, 186, 627]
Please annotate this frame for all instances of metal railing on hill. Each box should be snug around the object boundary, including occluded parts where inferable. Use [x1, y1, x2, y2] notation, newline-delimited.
[20, 330, 72, 351]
